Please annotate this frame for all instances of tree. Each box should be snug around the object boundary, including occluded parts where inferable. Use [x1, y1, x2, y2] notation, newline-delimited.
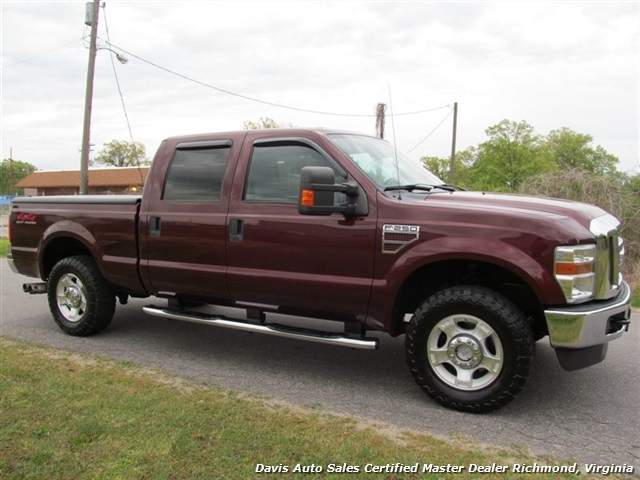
[243, 117, 292, 130]
[0, 159, 37, 195]
[94, 140, 149, 167]
[421, 149, 474, 187]
[421, 156, 450, 180]
[469, 120, 555, 192]
[519, 169, 640, 269]
[543, 127, 618, 176]
[625, 173, 640, 195]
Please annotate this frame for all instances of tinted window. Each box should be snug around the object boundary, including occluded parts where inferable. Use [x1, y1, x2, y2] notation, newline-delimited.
[245, 144, 337, 203]
[163, 147, 230, 201]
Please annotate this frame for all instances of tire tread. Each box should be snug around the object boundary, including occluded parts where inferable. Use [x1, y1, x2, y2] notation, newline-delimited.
[47, 255, 115, 336]
[405, 286, 534, 413]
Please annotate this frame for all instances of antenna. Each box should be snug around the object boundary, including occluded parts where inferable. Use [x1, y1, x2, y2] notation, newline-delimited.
[388, 84, 401, 200]
[375, 103, 386, 139]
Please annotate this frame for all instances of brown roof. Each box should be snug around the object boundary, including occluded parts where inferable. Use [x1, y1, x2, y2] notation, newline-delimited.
[16, 167, 149, 188]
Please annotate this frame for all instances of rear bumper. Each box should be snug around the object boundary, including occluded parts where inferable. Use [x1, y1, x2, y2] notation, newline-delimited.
[544, 281, 632, 349]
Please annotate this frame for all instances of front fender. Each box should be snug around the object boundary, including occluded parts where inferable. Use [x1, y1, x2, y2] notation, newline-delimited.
[409, 236, 558, 300]
[368, 236, 562, 331]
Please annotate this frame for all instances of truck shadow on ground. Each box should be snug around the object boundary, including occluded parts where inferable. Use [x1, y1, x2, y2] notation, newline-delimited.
[102, 298, 608, 418]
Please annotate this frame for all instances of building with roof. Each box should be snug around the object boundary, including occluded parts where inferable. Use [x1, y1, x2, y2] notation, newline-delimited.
[16, 166, 149, 196]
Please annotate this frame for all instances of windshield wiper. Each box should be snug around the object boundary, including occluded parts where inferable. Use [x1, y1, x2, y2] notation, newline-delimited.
[384, 184, 456, 193]
[440, 183, 466, 191]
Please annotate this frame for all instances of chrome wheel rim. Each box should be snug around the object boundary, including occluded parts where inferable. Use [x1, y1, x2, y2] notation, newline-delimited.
[427, 314, 503, 391]
[56, 273, 88, 323]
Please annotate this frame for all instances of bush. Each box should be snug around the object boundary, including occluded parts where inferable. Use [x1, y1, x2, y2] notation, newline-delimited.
[519, 169, 640, 289]
[627, 261, 640, 306]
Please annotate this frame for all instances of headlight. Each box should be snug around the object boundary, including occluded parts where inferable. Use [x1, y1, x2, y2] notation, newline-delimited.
[554, 244, 596, 303]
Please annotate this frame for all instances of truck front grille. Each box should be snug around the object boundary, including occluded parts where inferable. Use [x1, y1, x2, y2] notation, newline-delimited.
[591, 214, 624, 300]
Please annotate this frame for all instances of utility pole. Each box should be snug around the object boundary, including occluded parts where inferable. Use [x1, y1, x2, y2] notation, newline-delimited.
[9, 148, 13, 196]
[449, 102, 458, 184]
[80, 1, 100, 195]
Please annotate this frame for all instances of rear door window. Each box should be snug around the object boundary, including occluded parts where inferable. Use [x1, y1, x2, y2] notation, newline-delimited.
[163, 146, 231, 202]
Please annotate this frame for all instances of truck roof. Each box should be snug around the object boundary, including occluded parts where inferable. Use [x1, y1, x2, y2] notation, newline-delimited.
[161, 127, 375, 144]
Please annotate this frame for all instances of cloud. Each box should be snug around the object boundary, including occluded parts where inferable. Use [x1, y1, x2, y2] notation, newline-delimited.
[1, 1, 638, 173]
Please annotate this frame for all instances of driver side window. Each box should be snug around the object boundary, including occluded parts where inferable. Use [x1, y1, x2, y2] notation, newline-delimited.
[244, 143, 341, 204]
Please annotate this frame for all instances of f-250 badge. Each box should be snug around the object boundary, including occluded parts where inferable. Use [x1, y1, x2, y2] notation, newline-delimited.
[382, 224, 420, 254]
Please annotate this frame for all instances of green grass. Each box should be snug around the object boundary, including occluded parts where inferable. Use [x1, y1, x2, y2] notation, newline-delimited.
[0, 338, 612, 480]
[0, 237, 9, 257]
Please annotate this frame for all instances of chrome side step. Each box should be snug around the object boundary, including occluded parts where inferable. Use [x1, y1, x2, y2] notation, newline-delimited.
[142, 305, 379, 350]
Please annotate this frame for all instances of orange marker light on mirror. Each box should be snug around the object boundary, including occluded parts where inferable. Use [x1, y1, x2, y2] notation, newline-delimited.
[301, 190, 315, 206]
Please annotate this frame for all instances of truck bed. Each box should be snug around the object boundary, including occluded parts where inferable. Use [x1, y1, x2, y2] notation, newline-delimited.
[10, 195, 144, 294]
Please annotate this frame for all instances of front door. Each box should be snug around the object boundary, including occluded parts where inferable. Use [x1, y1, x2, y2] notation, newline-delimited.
[227, 137, 376, 322]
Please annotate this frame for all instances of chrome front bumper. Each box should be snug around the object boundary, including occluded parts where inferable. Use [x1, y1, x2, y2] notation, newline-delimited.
[544, 281, 632, 349]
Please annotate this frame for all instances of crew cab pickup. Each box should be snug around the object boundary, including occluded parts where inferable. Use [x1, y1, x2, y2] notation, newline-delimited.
[8, 128, 633, 412]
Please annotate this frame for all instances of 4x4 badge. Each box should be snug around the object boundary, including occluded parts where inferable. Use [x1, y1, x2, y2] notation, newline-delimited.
[15, 213, 37, 225]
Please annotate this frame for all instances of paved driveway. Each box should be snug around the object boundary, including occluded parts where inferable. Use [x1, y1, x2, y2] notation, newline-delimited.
[0, 215, 8, 238]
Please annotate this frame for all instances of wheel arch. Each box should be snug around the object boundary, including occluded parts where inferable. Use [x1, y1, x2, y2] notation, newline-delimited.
[390, 258, 547, 338]
[39, 221, 99, 280]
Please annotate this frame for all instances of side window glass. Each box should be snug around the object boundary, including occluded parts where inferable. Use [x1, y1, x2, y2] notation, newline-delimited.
[163, 147, 231, 201]
[244, 144, 341, 204]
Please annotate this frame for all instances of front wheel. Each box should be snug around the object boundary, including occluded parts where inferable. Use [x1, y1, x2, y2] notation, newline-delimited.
[47, 255, 115, 336]
[405, 286, 534, 413]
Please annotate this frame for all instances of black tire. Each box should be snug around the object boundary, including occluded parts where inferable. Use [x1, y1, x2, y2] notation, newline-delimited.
[47, 255, 115, 336]
[405, 286, 534, 413]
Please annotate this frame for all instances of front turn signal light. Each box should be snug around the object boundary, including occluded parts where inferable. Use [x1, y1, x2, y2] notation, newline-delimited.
[554, 244, 596, 303]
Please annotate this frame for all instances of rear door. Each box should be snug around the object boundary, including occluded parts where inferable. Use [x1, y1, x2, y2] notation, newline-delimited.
[141, 136, 240, 302]
[226, 135, 376, 322]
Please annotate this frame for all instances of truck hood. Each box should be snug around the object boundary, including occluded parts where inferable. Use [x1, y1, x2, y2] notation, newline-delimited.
[406, 190, 608, 243]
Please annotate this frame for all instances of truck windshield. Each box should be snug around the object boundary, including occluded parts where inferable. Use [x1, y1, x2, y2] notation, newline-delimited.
[328, 133, 444, 191]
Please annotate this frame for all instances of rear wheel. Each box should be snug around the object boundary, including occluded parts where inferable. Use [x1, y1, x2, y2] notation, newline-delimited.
[47, 255, 115, 336]
[405, 286, 534, 413]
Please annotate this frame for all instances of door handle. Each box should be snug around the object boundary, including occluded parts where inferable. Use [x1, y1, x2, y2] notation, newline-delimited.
[229, 218, 244, 242]
[150, 216, 161, 237]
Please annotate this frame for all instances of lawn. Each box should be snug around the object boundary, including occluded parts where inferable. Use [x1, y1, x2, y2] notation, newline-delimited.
[0, 339, 600, 480]
[0, 237, 9, 257]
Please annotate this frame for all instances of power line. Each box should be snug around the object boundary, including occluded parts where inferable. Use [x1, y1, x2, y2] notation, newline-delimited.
[102, 4, 145, 186]
[103, 5, 134, 144]
[2, 3, 20, 12]
[406, 106, 454, 154]
[104, 40, 451, 118]
[2, 38, 82, 70]
[104, 37, 456, 159]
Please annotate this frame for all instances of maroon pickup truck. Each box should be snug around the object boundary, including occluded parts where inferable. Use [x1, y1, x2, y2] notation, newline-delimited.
[8, 128, 632, 412]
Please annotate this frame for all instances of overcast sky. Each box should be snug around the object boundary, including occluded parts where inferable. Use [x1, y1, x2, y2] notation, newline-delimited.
[1, 1, 638, 174]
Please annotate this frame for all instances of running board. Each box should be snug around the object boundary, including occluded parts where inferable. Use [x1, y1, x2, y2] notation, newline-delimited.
[143, 305, 379, 350]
